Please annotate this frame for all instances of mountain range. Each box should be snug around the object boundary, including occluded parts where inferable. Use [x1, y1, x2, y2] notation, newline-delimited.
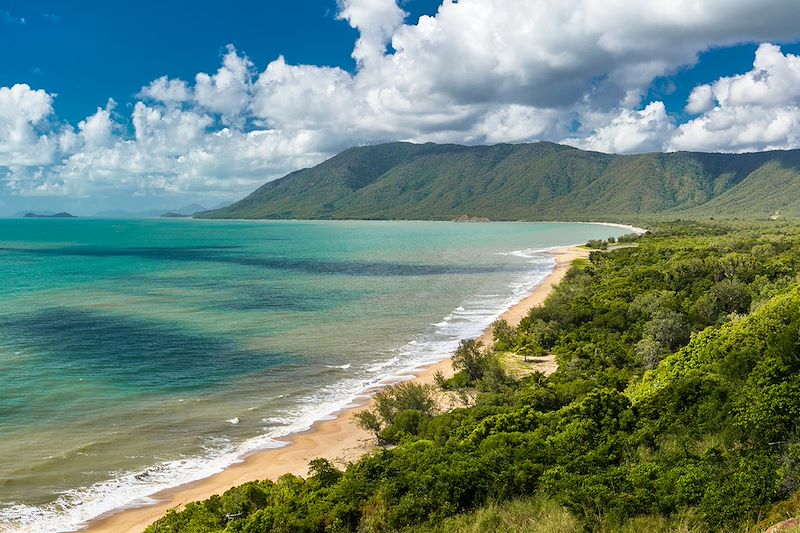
[197, 142, 800, 221]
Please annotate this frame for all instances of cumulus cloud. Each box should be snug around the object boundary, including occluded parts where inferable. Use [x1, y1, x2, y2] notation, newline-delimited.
[463, 105, 564, 145]
[0, 84, 51, 123]
[566, 102, 676, 154]
[686, 84, 715, 114]
[4, 0, 800, 202]
[338, 0, 406, 66]
[78, 100, 115, 150]
[380, 0, 800, 109]
[138, 76, 192, 104]
[194, 45, 254, 126]
[714, 43, 800, 107]
[671, 43, 800, 152]
[0, 84, 56, 167]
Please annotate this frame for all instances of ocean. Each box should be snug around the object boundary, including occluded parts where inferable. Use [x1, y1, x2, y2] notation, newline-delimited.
[0, 219, 630, 532]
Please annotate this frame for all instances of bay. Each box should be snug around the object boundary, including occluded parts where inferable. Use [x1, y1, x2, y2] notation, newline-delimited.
[0, 219, 629, 532]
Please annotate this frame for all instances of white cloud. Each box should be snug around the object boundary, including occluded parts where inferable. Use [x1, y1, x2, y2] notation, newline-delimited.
[78, 100, 115, 150]
[4, 1, 800, 203]
[465, 105, 564, 145]
[338, 0, 406, 66]
[565, 102, 676, 154]
[715, 43, 800, 107]
[0, 84, 52, 123]
[671, 43, 800, 152]
[0, 84, 56, 167]
[138, 76, 192, 104]
[131, 102, 212, 151]
[670, 105, 800, 153]
[379, 0, 800, 109]
[193, 45, 254, 126]
[251, 56, 357, 133]
[686, 84, 714, 114]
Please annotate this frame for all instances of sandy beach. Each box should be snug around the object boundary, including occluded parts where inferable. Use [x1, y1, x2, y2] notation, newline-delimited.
[81, 245, 588, 533]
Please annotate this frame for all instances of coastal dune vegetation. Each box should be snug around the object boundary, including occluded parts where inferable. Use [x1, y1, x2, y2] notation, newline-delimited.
[147, 220, 800, 532]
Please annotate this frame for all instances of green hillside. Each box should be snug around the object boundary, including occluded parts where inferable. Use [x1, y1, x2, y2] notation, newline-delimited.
[198, 142, 800, 220]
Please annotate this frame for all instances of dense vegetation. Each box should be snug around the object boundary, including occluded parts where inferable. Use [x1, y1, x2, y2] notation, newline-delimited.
[198, 142, 800, 221]
[148, 221, 800, 532]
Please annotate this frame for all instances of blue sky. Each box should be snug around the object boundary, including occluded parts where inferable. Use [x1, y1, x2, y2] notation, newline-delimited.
[1, 0, 442, 124]
[649, 42, 800, 122]
[2, 0, 800, 215]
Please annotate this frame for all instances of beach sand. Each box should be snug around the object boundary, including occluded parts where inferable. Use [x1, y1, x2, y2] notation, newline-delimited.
[81, 245, 587, 533]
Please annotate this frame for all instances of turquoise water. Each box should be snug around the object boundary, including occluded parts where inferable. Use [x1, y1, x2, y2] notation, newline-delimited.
[0, 219, 629, 532]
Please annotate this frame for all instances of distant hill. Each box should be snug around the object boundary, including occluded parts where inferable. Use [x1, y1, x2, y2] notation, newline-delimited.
[93, 203, 212, 219]
[91, 209, 165, 218]
[13, 210, 56, 218]
[22, 212, 76, 218]
[171, 203, 210, 216]
[197, 142, 800, 221]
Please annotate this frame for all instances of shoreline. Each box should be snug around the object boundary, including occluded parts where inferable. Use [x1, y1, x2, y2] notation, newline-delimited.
[80, 245, 589, 533]
[587, 222, 646, 234]
[188, 218, 648, 234]
[537, 221, 646, 235]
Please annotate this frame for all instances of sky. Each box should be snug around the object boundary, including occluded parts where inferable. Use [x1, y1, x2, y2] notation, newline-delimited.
[3, 0, 800, 215]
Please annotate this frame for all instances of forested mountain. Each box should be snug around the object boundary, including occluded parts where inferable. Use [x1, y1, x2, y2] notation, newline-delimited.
[198, 142, 800, 220]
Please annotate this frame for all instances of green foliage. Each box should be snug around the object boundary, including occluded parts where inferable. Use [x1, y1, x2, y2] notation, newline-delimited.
[445, 339, 509, 391]
[634, 335, 668, 370]
[374, 382, 438, 423]
[586, 239, 608, 249]
[617, 233, 641, 243]
[519, 318, 559, 354]
[411, 495, 581, 533]
[147, 221, 800, 533]
[450, 339, 489, 382]
[643, 310, 689, 350]
[354, 410, 382, 438]
[354, 382, 438, 443]
[490, 319, 515, 351]
[308, 458, 342, 488]
[690, 278, 752, 325]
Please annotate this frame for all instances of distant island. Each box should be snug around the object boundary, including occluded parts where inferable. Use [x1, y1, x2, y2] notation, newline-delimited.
[91, 202, 229, 219]
[22, 212, 76, 218]
[196, 141, 800, 221]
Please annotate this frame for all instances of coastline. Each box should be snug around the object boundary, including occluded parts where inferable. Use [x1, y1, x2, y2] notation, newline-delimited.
[551, 221, 646, 235]
[589, 222, 646, 234]
[80, 245, 588, 533]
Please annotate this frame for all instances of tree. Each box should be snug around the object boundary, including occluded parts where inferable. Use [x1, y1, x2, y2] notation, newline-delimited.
[691, 279, 752, 325]
[491, 318, 517, 351]
[452, 339, 491, 382]
[354, 382, 438, 441]
[354, 410, 382, 438]
[635, 335, 667, 369]
[643, 310, 690, 350]
[308, 458, 342, 487]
